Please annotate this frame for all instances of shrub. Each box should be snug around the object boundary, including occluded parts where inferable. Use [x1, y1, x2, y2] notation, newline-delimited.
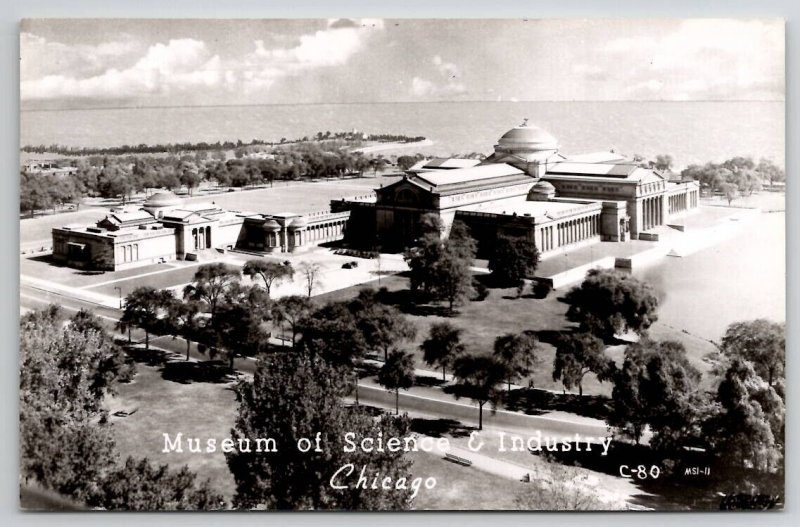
[533, 280, 552, 299]
[472, 280, 489, 301]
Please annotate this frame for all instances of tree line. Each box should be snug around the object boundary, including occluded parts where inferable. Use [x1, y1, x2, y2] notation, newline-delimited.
[20, 143, 394, 216]
[20, 131, 426, 156]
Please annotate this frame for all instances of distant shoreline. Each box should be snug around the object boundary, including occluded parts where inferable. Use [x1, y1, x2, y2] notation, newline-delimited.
[351, 139, 434, 154]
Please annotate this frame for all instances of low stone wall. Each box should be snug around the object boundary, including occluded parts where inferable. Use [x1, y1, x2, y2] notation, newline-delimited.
[537, 256, 616, 289]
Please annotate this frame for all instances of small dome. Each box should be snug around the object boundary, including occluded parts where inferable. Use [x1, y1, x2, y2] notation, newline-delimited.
[288, 216, 308, 229]
[144, 191, 182, 208]
[532, 181, 555, 193]
[497, 120, 559, 152]
[527, 180, 556, 201]
[262, 219, 281, 231]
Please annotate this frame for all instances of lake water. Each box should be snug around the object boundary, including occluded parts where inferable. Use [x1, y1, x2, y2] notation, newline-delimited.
[20, 101, 784, 170]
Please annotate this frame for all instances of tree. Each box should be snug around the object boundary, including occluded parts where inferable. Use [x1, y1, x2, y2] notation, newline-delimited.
[165, 300, 201, 360]
[552, 332, 614, 397]
[298, 301, 367, 366]
[653, 154, 674, 173]
[298, 262, 322, 297]
[493, 332, 541, 392]
[243, 259, 294, 297]
[432, 221, 477, 312]
[718, 319, 785, 387]
[183, 263, 240, 321]
[98, 457, 223, 510]
[513, 465, 613, 510]
[271, 295, 313, 347]
[420, 322, 465, 381]
[213, 288, 271, 369]
[119, 286, 174, 349]
[488, 236, 540, 296]
[377, 350, 416, 414]
[396, 155, 416, 171]
[610, 339, 703, 449]
[352, 292, 416, 361]
[435, 249, 475, 312]
[226, 353, 414, 510]
[404, 217, 476, 310]
[69, 309, 135, 385]
[719, 181, 737, 205]
[565, 269, 659, 340]
[19, 307, 218, 510]
[20, 310, 117, 504]
[704, 359, 783, 473]
[756, 158, 784, 188]
[452, 355, 507, 430]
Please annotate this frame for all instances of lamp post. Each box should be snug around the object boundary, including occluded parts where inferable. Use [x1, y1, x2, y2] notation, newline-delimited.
[114, 286, 122, 309]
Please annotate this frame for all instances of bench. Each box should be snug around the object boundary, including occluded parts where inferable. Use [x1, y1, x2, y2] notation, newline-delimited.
[444, 452, 473, 467]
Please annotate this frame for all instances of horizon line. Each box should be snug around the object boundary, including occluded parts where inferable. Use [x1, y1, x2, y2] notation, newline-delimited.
[20, 98, 786, 113]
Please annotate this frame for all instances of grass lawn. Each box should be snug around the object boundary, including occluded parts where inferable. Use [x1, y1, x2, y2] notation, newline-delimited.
[20, 254, 169, 289]
[181, 177, 398, 214]
[317, 270, 719, 397]
[408, 451, 522, 510]
[19, 177, 401, 248]
[87, 262, 241, 296]
[317, 273, 610, 394]
[20, 209, 108, 245]
[107, 361, 239, 500]
[108, 357, 533, 510]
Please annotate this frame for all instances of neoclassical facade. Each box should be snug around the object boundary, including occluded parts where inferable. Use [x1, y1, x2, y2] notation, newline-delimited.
[51, 121, 700, 271]
[340, 121, 699, 257]
[52, 192, 350, 271]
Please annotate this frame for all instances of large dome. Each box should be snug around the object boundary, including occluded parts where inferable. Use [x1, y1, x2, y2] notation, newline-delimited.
[496, 121, 559, 152]
[143, 191, 182, 208]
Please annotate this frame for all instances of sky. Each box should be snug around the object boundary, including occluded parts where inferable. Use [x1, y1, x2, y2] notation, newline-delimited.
[19, 18, 785, 108]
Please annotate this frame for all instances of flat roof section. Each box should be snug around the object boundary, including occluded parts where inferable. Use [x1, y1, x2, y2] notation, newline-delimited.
[459, 197, 600, 221]
[413, 163, 525, 188]
[547, 162, 639, 177]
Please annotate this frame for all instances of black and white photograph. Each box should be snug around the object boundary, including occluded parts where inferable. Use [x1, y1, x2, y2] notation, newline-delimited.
[17, 16, 786, 511]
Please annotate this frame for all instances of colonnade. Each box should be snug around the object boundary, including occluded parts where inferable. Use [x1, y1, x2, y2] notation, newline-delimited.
[641, 197, 662, 231]
[668, 190, 698, 214]
[305, 218, 347, 244]
[551, 213, 601, 250]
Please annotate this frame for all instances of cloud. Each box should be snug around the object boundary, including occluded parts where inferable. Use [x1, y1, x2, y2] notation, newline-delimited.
[598, 19, 784, 100]
[21, 38, 222, 100]
[409, 55, 466, 99]
[234, 18, 385, 94]
[21, 32, 140, 81]
[21, 19, 386, 101]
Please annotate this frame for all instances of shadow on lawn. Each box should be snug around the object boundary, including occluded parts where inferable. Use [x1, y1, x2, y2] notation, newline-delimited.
[373, 287, 454, 318]
[160, 360, 238, 384]
[410, 417, 475, 438]
[414, 375, 447, 388]
[123, 345, 237, 384]
[125, 345, 172, 366]
[536, 328, 630, 348]
[503, 388, 613, 420]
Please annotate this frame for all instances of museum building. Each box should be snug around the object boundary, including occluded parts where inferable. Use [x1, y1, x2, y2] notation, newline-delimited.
[339, 121, 700, 257]
[52, 120, 699, 271]
[51, 192, 350, 271]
